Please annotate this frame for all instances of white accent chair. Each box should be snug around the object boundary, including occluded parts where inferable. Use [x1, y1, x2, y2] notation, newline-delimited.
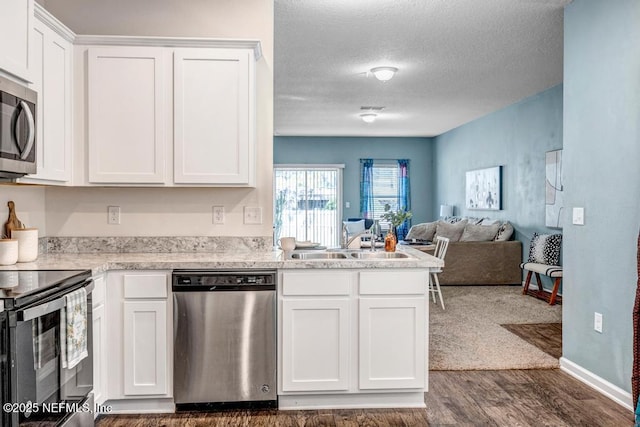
[429, 236, 450, 309]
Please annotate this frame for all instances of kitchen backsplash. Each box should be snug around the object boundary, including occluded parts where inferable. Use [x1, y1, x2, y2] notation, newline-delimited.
[43, 236, 273, 253]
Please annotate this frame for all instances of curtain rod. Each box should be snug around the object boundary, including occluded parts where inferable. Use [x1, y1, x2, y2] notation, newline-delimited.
[359, 159, 410, 162]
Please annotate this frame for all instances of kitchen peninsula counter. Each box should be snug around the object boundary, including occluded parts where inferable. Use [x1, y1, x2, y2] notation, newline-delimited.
[0, 244, 439, 411]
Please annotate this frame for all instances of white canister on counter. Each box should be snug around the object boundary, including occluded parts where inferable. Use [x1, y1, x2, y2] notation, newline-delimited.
[11, 228, 38, 263]
[0, 239, 18, 265]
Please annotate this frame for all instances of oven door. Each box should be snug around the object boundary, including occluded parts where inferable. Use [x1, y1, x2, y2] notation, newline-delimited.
[4, 281, 93, 426]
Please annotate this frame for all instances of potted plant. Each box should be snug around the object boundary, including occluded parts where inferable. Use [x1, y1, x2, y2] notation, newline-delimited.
[380, 204, 412, 252]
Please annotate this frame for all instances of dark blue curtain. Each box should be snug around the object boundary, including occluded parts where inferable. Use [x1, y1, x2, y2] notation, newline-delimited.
[397, 159, 411, 240]
[360, 159, 374, 219]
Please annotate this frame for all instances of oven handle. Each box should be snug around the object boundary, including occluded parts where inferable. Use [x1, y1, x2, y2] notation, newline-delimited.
[17, 280, 94, 322]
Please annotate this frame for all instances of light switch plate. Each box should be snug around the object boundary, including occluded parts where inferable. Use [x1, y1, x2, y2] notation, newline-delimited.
[572, 207, 585, 225]
[244, 207, 262, 224]
[594, 312, 603, 333]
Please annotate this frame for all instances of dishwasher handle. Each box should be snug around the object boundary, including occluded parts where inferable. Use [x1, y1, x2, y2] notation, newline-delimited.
[172, 283, 275, 292]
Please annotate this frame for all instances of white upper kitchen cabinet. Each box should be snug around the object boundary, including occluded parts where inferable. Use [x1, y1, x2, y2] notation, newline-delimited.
[0, 0, 34, 82]
[79, 37, 259, 187]
[21, 4, 74, 184]
[87, 47, 167, 184]
[173, 48, 255, 185]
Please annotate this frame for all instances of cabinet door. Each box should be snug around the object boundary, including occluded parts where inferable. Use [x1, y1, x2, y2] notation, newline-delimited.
[88, 47, 166, 183]
[122, 300, 168, 395]
[0, 0, 33, 81]
[281, 298, 350, 392]
[92, 303, 106, 405]
[92, 274, 106, 406]
[26, 17, 72, 183]
[173, 48, 254, 185]
[359, 297, 425, 390]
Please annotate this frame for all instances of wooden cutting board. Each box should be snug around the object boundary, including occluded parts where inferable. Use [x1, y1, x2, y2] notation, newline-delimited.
[4, 201, 24, 238]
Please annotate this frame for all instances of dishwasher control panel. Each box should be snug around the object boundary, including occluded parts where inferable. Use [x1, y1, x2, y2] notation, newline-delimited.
[172, 270, 276, 291]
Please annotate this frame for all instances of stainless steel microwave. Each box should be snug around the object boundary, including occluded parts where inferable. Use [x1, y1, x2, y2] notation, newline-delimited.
[0, 75, 36, 179]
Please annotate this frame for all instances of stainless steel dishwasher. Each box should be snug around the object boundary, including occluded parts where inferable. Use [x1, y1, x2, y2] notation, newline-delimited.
[172, 270, 277, 409]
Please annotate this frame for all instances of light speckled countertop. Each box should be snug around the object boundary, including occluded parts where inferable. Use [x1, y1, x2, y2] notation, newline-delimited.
[0, 245, 442, 275]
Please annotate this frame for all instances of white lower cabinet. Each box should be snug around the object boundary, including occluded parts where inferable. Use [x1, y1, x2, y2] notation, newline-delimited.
[359, 297, 425, 390]
[105, 270, 173, 412]
[281, 298, 350, 392]
[123, 299, 168, 395]
[278, 269, 428, 409]
[358, 270, 426, 390]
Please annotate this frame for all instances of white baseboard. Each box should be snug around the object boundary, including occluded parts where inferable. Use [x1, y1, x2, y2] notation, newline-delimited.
[278, 392, 425, 410]
[560, 357, 633, 411]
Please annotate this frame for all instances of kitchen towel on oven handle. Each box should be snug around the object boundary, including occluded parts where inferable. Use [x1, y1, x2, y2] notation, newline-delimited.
[60, 287, 88, 369]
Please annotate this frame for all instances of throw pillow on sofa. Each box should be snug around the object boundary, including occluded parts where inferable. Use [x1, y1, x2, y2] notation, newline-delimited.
[528, 232, 562, 265]
[406, 222, 437, 241]
[460, 223, 500, 242]
[443, 216, 484, 225]
[434, 219, 468, 242]
[494, 221, 514, 241]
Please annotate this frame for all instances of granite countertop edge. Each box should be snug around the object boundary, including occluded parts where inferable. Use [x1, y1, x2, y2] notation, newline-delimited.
[0, 246, 443, 274]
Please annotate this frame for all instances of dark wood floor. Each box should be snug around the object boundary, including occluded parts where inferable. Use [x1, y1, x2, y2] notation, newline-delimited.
[96, 369, 633, 426]
[501, 322, 563, 359]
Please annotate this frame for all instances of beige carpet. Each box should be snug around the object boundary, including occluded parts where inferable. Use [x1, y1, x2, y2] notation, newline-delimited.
[429, 286, 562, 370]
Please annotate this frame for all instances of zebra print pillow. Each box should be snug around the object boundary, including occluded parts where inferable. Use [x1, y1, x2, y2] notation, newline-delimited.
[528, 233, 562, 266]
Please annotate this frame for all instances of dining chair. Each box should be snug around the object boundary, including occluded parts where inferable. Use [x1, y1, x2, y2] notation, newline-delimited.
[429, 236, 450, 309]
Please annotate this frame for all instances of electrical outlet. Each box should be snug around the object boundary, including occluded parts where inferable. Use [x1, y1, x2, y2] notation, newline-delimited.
[345, 201, 351, 208]
[108, 206, 121, 225]
[243, 206, 262, 224]
[212, 206, 225, 224]
[594, 312, 603, 333]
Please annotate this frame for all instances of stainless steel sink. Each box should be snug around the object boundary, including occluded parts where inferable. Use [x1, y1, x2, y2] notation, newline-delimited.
[349, 252, 409, 259]
[289, 252, 348, 260]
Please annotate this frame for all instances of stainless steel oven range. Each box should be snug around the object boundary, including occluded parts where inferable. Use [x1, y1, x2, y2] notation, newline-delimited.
[0, 270, 94, 427]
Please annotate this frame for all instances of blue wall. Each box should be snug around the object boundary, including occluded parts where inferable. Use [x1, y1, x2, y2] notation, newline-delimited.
[433, 85, 564, 266]
[274, 137, 434, 224]
[563, 0, 640, 395]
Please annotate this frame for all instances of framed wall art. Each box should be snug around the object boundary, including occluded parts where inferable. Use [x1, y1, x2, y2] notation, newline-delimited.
[545, 149, 564, 228]
[465, 166, 502, 210]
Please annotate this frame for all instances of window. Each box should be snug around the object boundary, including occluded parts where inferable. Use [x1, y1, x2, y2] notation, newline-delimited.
[371, 163, 399, 228]
[360, 159, 411, 239]
[274, 165, 343, 247]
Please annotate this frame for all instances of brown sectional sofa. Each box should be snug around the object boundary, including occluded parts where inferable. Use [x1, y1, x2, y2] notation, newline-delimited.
[424, 240, 522, 285]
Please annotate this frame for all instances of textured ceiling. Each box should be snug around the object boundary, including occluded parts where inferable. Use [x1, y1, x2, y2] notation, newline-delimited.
[39, 0, 570, 138]
[275, 0, 570, 137]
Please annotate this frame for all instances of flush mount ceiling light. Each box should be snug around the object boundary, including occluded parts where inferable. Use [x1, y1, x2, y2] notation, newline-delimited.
[370, 66, 398, 82]
[360, 113, 377, 123]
